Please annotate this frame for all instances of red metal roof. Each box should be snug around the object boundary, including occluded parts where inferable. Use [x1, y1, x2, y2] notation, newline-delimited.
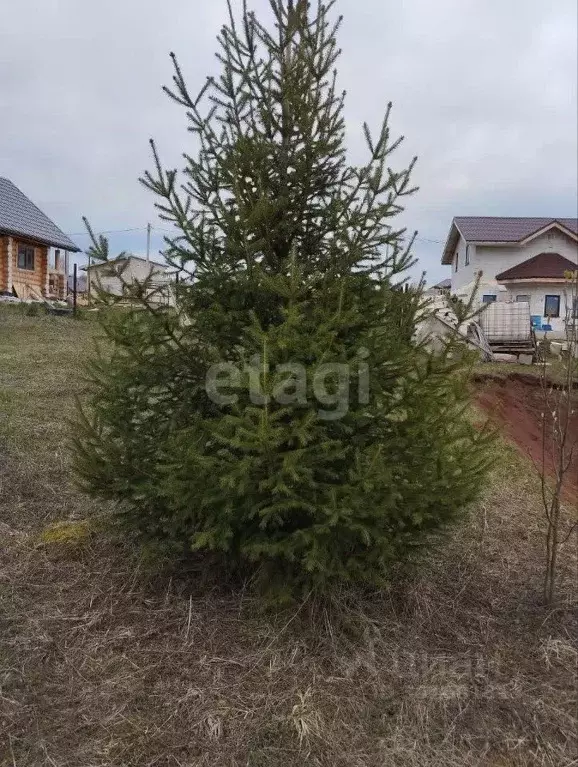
[454, 217, 578, 242]
[496, 252, 578, 281]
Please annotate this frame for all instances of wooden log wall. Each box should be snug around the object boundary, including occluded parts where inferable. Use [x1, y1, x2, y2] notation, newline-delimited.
[0, 235, 49, 297]
[0, 236, 8, 292]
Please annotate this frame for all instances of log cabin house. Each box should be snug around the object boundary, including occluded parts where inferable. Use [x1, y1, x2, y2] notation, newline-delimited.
[0, 177, 80, 300]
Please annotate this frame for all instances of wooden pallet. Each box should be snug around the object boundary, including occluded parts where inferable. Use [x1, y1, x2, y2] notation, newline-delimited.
[11, 281, 35, 300]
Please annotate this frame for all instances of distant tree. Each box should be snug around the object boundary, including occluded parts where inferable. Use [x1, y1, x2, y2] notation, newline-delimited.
[74, 0, 494, 595]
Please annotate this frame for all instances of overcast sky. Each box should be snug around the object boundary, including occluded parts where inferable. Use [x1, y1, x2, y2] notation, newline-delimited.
[1, 0, 576, 283]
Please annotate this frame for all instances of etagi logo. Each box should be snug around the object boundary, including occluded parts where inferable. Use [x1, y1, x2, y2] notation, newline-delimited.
[206, 348, 370, 420]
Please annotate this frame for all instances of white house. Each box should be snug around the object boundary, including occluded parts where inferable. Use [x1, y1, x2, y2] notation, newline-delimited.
[441, 217, 578, 335]
[85, 254, 177, 305]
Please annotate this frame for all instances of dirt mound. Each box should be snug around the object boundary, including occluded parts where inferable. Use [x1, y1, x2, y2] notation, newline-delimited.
[475, 374, 578, 502]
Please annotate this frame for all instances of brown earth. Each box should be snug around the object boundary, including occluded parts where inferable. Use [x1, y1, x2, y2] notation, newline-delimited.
[474, 373, 578, 502]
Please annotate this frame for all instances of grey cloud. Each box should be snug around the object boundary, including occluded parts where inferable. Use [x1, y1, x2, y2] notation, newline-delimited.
[1, 0, 576, 282]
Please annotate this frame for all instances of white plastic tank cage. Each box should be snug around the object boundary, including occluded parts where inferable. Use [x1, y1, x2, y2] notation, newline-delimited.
[479, 302, 532, 343]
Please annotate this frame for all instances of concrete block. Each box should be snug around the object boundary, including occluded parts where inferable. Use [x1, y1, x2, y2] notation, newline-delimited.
[517, 354, 534, 366]
[493, 353, 518, 363]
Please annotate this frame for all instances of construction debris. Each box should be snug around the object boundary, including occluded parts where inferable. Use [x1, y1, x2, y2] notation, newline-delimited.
[0, 293, 21, 304]
[416, 297, 495, 362]
[0, 292, 72, 316]
[417, 295, 540, 364]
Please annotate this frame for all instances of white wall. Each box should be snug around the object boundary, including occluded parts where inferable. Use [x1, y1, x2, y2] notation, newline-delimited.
[450, 228, 578, 293]
[90, 258, 174, 302]
[450, 233, 476, 290]
[47, 246, 67, 272]
[452, 235, 480, 293]
[503, 284, 575, 336]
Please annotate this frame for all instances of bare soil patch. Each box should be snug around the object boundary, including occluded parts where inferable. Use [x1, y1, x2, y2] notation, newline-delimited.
[474, 373, 578, 502]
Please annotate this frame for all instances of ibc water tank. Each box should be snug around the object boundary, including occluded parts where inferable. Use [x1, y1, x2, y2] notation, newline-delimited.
[479, 302, 532, 343]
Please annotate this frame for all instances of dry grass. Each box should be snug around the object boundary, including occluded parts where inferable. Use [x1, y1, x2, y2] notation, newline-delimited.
[473, 358, 578, 386]
[1, 307, 577, 766]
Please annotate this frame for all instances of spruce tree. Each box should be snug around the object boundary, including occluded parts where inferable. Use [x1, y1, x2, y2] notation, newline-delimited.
[74, 0, 493, 593]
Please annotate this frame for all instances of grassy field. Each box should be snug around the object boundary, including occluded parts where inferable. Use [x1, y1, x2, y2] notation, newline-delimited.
[1, 307, 577, 767]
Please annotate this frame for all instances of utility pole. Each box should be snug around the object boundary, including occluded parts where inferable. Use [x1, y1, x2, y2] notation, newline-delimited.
[146, 223, 151, 262]
[73, 263, 78, 318]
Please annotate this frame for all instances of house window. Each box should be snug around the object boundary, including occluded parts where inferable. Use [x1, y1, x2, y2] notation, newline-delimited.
[17, 245, 35, 271]
[465, 245, 470, 266]
[544, 295, 560, 318]
[454, 252, 459, 272]
[572, 298, 578, 319]
[516, 295, 530, 304]
[482, 294, 497, 304]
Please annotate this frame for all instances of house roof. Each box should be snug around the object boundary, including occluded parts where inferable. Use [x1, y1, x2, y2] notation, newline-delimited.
[455, 216, 578, 242]
[495, 252, 578, 282]
[442, 216, 578, 264]
[85, 254, 171, 271]
[434, 278, 451, 289]
[0, 178, 80, 252]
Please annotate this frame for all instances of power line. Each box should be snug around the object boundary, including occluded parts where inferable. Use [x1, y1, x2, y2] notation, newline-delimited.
[70, 228, 443, 242]
[65, 226, 149, 237]
[66, 224, 178, 236]
[66, 224, 444, 244]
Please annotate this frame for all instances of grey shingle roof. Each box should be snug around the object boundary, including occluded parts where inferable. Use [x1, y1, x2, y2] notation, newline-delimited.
[454, 216, 578, 242]
[442, 216, 578, 264]
[0, 177, 80, 252]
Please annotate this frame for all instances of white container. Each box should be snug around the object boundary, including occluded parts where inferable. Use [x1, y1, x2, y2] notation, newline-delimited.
[479, 302, 532, 343]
